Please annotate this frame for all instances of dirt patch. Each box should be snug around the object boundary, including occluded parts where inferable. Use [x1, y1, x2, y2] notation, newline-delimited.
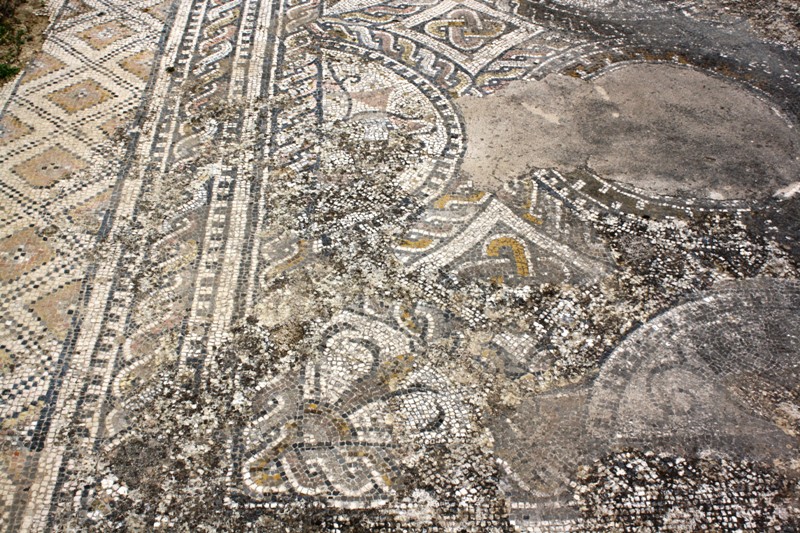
[0, 0, 48, 84]
[457, 63, 800, 199]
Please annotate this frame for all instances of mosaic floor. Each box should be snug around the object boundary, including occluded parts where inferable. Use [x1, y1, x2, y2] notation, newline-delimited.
[1, 0, 800, 529]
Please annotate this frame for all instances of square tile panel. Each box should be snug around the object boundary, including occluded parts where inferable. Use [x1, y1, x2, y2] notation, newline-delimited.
[45, 79, 113, 114]
[11, 145, 88, 187]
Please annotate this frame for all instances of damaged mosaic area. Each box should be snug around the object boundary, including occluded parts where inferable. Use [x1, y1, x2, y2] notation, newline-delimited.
[1, 0, 800, 530]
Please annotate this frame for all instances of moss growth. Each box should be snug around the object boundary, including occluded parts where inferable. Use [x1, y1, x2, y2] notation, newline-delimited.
[0, 62, 20, 79]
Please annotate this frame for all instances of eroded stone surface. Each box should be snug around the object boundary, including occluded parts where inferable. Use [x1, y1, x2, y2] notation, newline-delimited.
[459, 64, 800, 198]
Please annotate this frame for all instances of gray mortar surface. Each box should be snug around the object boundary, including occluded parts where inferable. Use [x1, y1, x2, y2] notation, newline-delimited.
[458, 64, 800, 198]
